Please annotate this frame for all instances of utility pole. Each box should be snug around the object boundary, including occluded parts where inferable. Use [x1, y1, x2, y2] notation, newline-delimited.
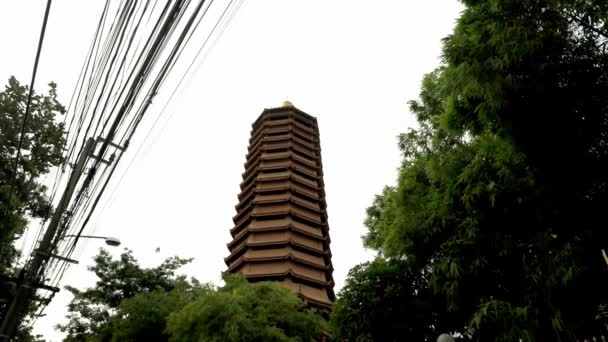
[0, 138, 96, 341]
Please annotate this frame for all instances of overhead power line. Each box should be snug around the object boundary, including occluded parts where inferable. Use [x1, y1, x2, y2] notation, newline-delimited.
[1, 0, 53, 265]
[3, 0, 247, 335]
[93, 0, 244, 224]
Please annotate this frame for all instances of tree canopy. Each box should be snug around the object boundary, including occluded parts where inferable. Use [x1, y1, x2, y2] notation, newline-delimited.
[58, 250, 326, 342]
[0, 76, 66, 341]
[331, 257, 459, 341]
[57, 248, 193, 341]
[108, 280, 201, 342]
[166, 275, 326, 342]
[0, 76, 66, 266]
[348, 0, 608, 340]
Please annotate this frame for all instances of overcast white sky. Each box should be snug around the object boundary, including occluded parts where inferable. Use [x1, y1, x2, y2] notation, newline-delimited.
[0, 1, 462, 340]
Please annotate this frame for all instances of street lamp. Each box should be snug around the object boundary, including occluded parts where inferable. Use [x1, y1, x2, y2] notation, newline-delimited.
[63, 234, 121, 247]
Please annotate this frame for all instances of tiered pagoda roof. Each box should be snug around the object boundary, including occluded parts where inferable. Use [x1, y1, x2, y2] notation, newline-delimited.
[225, 104, 335, 309]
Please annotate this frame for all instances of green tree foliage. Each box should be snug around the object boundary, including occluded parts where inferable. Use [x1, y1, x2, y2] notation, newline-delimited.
[166, 275, 326, 342]
[331, 257, 456, 341]
[0, 76, 66, 268]
[108, 280, 201, 341]
[57, 249, 193, 341]
[13, 325, 46, 342]
[362, 1, 608, 340]
[58, 250, 326, 342]
[0, 76, 66, 341]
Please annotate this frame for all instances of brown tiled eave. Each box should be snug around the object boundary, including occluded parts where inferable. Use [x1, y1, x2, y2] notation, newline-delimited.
[236, 184, 321, 211]
[301, 296, 333, 310]
[227, 221, 332, 251]
[240, 163, 319, 191]
[233, 193, 329, 223]
[245, 145, 320, 171]
[231, 201, 330, 237]
[226, 236, 332, 263]
[225, 247, 333, 274]
[237, 173, 323, 202]
[258, 171, 320, 191]
[244, 150, 317, 172]
[236, 266, 333, 289]
[226, 230, 332, 264]
[239, 161, 320, 192]
[227, 221, 328, 249]
[231, 209, 329, 237]
[245, 144, 320, 167]
[244, 272, 336, 303]
[225, 241, 333, 274]
[226, 253, 332, 275]
[249, 116, 317, 139]
[240, 155, 318, 188]
[253, 106, 318, 130]
[244, 150, 318, 175]
[227, 261, 335, 292]
[248, 133, 316, 151]
[251, 193, 320, 212]
[228, 223, 332, 256]
[253, 112, 318, 135]
[233, 192, 323, 223]
[249, 129, 318, 153]
[232, 205, 329, 234]
[249, 123, 318, 147]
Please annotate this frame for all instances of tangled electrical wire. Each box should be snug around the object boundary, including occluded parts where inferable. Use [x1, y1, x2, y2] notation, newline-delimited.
[15, 0, 245, 323]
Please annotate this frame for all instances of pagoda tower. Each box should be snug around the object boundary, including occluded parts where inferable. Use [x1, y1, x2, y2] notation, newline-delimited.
[225, 103, 335, 309]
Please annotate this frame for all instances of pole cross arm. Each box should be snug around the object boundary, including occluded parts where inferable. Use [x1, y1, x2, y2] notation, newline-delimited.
[95, 136, 127, 151]
[33, 250, 79, 264]
[0, 137, 96, 339]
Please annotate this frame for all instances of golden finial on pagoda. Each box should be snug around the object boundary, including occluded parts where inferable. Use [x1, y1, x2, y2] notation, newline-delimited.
[282, 100, 293, 107]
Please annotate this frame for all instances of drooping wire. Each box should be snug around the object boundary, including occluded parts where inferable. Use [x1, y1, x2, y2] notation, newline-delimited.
[41, 0, 198, 284]
[1, 0, 53, 261]
[72, 0, 244, 265]
[96, 0, 239, 218]
[31, 0, 247, 323]
[23, 0, 113, 266]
